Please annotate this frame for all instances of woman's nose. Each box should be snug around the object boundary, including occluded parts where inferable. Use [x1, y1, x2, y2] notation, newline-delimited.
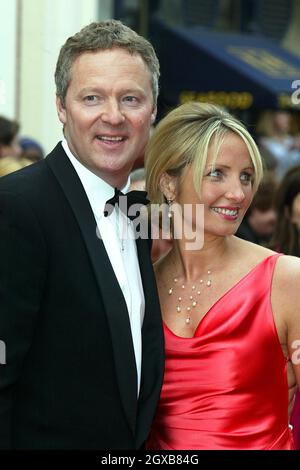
[224, 180, 246, 202]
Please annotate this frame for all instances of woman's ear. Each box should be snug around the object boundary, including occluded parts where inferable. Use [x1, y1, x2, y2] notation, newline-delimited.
[159, 172, 177, 201]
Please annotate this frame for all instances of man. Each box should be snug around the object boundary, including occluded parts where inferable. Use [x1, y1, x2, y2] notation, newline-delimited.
[0, 20, 164, 449]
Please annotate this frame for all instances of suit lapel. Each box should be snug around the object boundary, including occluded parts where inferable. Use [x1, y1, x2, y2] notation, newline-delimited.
[135, 235, 165, 447]
[46, 144, 137, 433]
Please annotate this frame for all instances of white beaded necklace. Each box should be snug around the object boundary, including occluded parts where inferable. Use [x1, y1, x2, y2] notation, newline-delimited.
[168, 270, 212, 324]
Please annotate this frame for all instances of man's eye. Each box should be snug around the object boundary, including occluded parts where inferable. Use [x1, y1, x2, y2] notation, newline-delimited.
[84, 95, 97, 103]
[123, 96, 138, 103]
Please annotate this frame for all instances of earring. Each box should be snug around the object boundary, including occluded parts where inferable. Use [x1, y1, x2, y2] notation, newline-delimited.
[167, 198, 173, 219]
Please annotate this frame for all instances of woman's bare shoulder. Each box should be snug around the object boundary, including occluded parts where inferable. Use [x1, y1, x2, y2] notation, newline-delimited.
[234, 237, 300, 278]
[232, 236, 277, 262]
[272, 255, 300, 326]
[274, 254, 300, 283]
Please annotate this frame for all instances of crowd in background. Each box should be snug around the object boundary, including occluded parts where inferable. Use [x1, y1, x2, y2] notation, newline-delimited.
[0, 116, 44, 177]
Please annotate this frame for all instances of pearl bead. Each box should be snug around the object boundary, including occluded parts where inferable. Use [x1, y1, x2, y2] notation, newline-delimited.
[168, 269, 212, 326]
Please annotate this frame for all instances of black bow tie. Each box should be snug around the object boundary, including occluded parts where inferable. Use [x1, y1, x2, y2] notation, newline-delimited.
[104, 188, 150, 220]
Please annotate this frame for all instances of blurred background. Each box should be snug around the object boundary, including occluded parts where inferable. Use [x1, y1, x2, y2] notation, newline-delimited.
[1, 0, 300, 155]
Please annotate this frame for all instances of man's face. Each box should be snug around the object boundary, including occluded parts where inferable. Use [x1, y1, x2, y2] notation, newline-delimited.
[56, 48, 156, 187]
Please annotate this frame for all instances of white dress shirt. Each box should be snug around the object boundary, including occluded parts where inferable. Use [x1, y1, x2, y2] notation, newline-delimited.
[62, 139, 145, 395]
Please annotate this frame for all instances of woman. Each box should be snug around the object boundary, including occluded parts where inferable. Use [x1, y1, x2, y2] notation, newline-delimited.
[145, 102, 300, 450]
[270, 165, 300, 256]
[270, 165, 300, 449]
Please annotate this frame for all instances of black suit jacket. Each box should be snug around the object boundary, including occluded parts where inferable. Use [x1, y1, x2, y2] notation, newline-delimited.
[0, 143, 164, 449]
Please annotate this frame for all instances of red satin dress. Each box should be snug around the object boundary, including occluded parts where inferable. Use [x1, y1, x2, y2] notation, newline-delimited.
[291, 391, 300, 449]
[147, 254, 295, 450]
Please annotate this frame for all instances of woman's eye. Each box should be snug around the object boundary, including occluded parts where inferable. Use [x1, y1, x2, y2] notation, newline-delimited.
[240, 172, 253, 184]
[207, 169, 223, 178]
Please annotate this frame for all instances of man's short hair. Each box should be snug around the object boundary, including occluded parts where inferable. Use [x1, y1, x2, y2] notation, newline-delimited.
[55, 20, 160, 106]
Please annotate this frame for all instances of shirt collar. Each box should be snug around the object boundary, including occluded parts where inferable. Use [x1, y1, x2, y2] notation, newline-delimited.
[62, 139, 130, 219]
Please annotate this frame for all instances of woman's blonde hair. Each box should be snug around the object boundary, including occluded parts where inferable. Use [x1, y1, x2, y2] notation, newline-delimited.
[0, 156, 32, 177]
[145, 102, 263, 203]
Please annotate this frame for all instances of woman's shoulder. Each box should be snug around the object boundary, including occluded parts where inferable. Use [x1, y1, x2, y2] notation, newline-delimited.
[274, 253, 300, 281]
[235, 237, 300, 277]
[232, 236, 276, 261]
[271, 254, 300, 319]
[272, 255, 300, 341]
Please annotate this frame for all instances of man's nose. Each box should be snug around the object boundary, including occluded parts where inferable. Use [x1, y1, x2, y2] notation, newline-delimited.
[100, 100, 125, 126]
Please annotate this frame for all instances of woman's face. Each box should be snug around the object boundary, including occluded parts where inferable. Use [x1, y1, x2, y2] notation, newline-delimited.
[291, 193, 300, 232]
[176, 132, 255, 239]
[273, 111, 291, 133]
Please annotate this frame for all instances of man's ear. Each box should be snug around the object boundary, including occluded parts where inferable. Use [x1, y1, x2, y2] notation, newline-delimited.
[56, 95, 67, 125]
[150, 106, 157, 124]
[159, 172, 177, 201]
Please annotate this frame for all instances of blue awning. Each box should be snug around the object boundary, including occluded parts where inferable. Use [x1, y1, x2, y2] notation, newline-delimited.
[151, 19, 300, 110]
